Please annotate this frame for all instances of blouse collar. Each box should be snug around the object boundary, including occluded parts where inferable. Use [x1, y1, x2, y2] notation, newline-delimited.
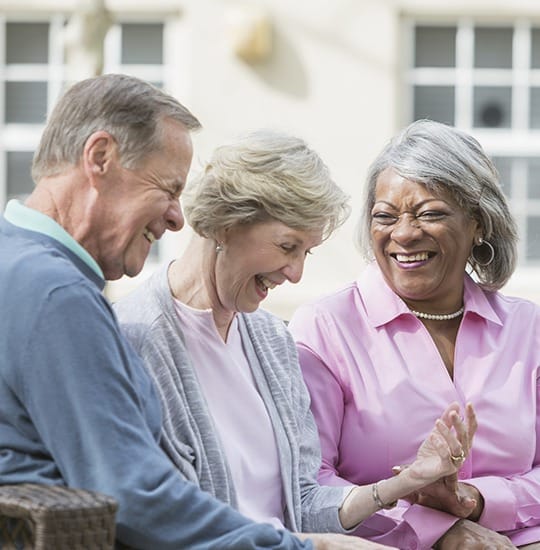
[359, 262, 503, 328]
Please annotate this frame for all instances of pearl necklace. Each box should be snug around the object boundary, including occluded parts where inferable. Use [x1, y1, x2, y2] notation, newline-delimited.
[410, 306, 464, 321]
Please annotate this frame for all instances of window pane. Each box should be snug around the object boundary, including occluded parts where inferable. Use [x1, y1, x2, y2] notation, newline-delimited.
[530, 88, 540, 128]
[526, 217, 540, 260]
[532, 28, 540, 68]
[473, 86, 511, 128]
[413, 85, 454, 125]
[527, 158, 540, 200]
[6, 23, 49, 64]
[7, 151, 34, 200]
[474, 27, 513, 68]
[121, 23, 163, 64]
[414, 26, 456, 67]
[5, 82, 48, 124]
[492, 156, 512, 196]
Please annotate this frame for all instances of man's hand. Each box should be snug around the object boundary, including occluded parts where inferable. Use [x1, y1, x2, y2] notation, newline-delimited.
[295, 533, 397, 549]
[394, 472, 481, 519]
[434, 519, 517, 549]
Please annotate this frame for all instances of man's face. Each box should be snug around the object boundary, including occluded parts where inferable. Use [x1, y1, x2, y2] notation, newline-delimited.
[95, 119, 193, 280]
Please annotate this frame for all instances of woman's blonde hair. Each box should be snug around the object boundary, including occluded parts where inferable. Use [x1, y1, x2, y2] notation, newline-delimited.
[184, 129, 350, 240]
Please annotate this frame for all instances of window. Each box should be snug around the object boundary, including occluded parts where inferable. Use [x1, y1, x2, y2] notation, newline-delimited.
[0, 17, 64, 206]
[0, 16, 168, 259]
[406, 20, 540, 265]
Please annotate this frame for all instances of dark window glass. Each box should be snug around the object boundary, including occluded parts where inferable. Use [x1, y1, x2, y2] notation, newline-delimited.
[121, 23, 163, 64]
[414, 26, 456, 67]
[492, 156, 513, 196]
[473, 86, 512, 128]
[6, 22, 49, 64]
[474, 27, 513, 68]
[527, 158, 540, 200]
[526, 216, 540, 260]
[530, 88, 540, 129]
[5, 82, 48, 124]
[413, 85, 455, 125]
[6, 151, 34, 200]
[531, 28, 540, 68]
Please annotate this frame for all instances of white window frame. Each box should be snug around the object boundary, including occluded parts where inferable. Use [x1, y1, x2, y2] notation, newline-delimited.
[0, 14, 65, 207]
[0, 12, 188, 269]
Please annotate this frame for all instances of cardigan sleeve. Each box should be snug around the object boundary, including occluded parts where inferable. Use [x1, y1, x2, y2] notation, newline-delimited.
[242, 311, 353, 534]
[282, 330, 354, 534]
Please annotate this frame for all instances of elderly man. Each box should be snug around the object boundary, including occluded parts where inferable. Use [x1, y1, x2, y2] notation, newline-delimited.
[0, 74, 310, 549]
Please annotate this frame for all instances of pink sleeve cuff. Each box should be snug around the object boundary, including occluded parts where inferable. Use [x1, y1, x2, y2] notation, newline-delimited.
[402, 504, 460, 549]
[465, 476, 516, 531]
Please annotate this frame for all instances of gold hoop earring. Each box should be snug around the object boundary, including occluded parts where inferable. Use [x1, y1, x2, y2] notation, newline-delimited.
[471, 238, 494, 266]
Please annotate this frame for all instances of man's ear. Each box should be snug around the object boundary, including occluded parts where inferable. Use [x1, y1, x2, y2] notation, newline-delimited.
[83, 131, 118, 182]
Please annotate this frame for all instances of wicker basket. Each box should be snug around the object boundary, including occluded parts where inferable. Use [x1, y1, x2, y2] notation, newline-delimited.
[0, 484, 118, 550]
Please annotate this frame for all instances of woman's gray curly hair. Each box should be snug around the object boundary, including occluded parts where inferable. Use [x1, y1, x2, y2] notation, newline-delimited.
[356, 119, 517, 290]
[184, 129, 350, 241]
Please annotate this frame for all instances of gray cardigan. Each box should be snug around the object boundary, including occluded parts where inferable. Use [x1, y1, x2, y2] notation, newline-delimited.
[114, 264, 349, 533]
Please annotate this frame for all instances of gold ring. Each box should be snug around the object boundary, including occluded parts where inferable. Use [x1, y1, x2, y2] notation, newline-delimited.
[450, 449, 465, 465]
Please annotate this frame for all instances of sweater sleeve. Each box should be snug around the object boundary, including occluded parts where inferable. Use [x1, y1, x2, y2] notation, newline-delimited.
[286, 333, 353, 534]
[18, 283, 309, 550]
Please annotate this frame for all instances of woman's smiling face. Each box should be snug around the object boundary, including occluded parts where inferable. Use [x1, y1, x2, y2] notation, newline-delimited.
[214, 219, 323, 314]
[370, 167, 479, 311]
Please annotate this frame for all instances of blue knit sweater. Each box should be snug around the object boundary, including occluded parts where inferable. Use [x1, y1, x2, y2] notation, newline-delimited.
[0, 215, 310, 550]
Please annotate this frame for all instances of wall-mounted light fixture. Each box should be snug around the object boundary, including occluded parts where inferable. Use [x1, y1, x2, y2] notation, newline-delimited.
[226, 5, 272, 63]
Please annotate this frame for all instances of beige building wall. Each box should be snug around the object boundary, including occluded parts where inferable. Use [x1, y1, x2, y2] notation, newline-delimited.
[110, 0, 401, 319]
[3, 0, 540, 317]
[169, 0, 400, 319]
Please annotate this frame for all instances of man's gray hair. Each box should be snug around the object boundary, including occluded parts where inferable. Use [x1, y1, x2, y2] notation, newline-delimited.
[32, 73, 201, 180]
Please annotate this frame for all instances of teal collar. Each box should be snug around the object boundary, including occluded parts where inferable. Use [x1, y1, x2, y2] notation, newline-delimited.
[4, 199, 104, 279]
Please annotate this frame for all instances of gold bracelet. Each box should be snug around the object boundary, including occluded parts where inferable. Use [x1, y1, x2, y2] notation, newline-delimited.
[371, 481, 397, 510]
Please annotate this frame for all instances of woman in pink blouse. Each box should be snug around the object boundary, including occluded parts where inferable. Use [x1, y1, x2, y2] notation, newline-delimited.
[289, 120, 540, 550]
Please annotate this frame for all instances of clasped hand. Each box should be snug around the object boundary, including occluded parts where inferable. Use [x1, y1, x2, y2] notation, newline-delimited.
[393, 402, 478, 517]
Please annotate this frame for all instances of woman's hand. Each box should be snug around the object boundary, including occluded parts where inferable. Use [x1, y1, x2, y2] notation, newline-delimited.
[405, 402, 477, 484]
[394, 402, 483, 519]
[434, 519, 517, 549]
[441, 402, 477, 453]
[295, 533, 397, 549]
[338, 402, 478, 529]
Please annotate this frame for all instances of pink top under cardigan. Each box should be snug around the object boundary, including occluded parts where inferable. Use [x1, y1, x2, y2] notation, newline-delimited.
[289, 262, 540, 549]
[173, 299, 285, 528]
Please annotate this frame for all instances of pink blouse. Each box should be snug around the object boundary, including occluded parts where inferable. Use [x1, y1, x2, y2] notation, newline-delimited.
[289, 262, 540, 549]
